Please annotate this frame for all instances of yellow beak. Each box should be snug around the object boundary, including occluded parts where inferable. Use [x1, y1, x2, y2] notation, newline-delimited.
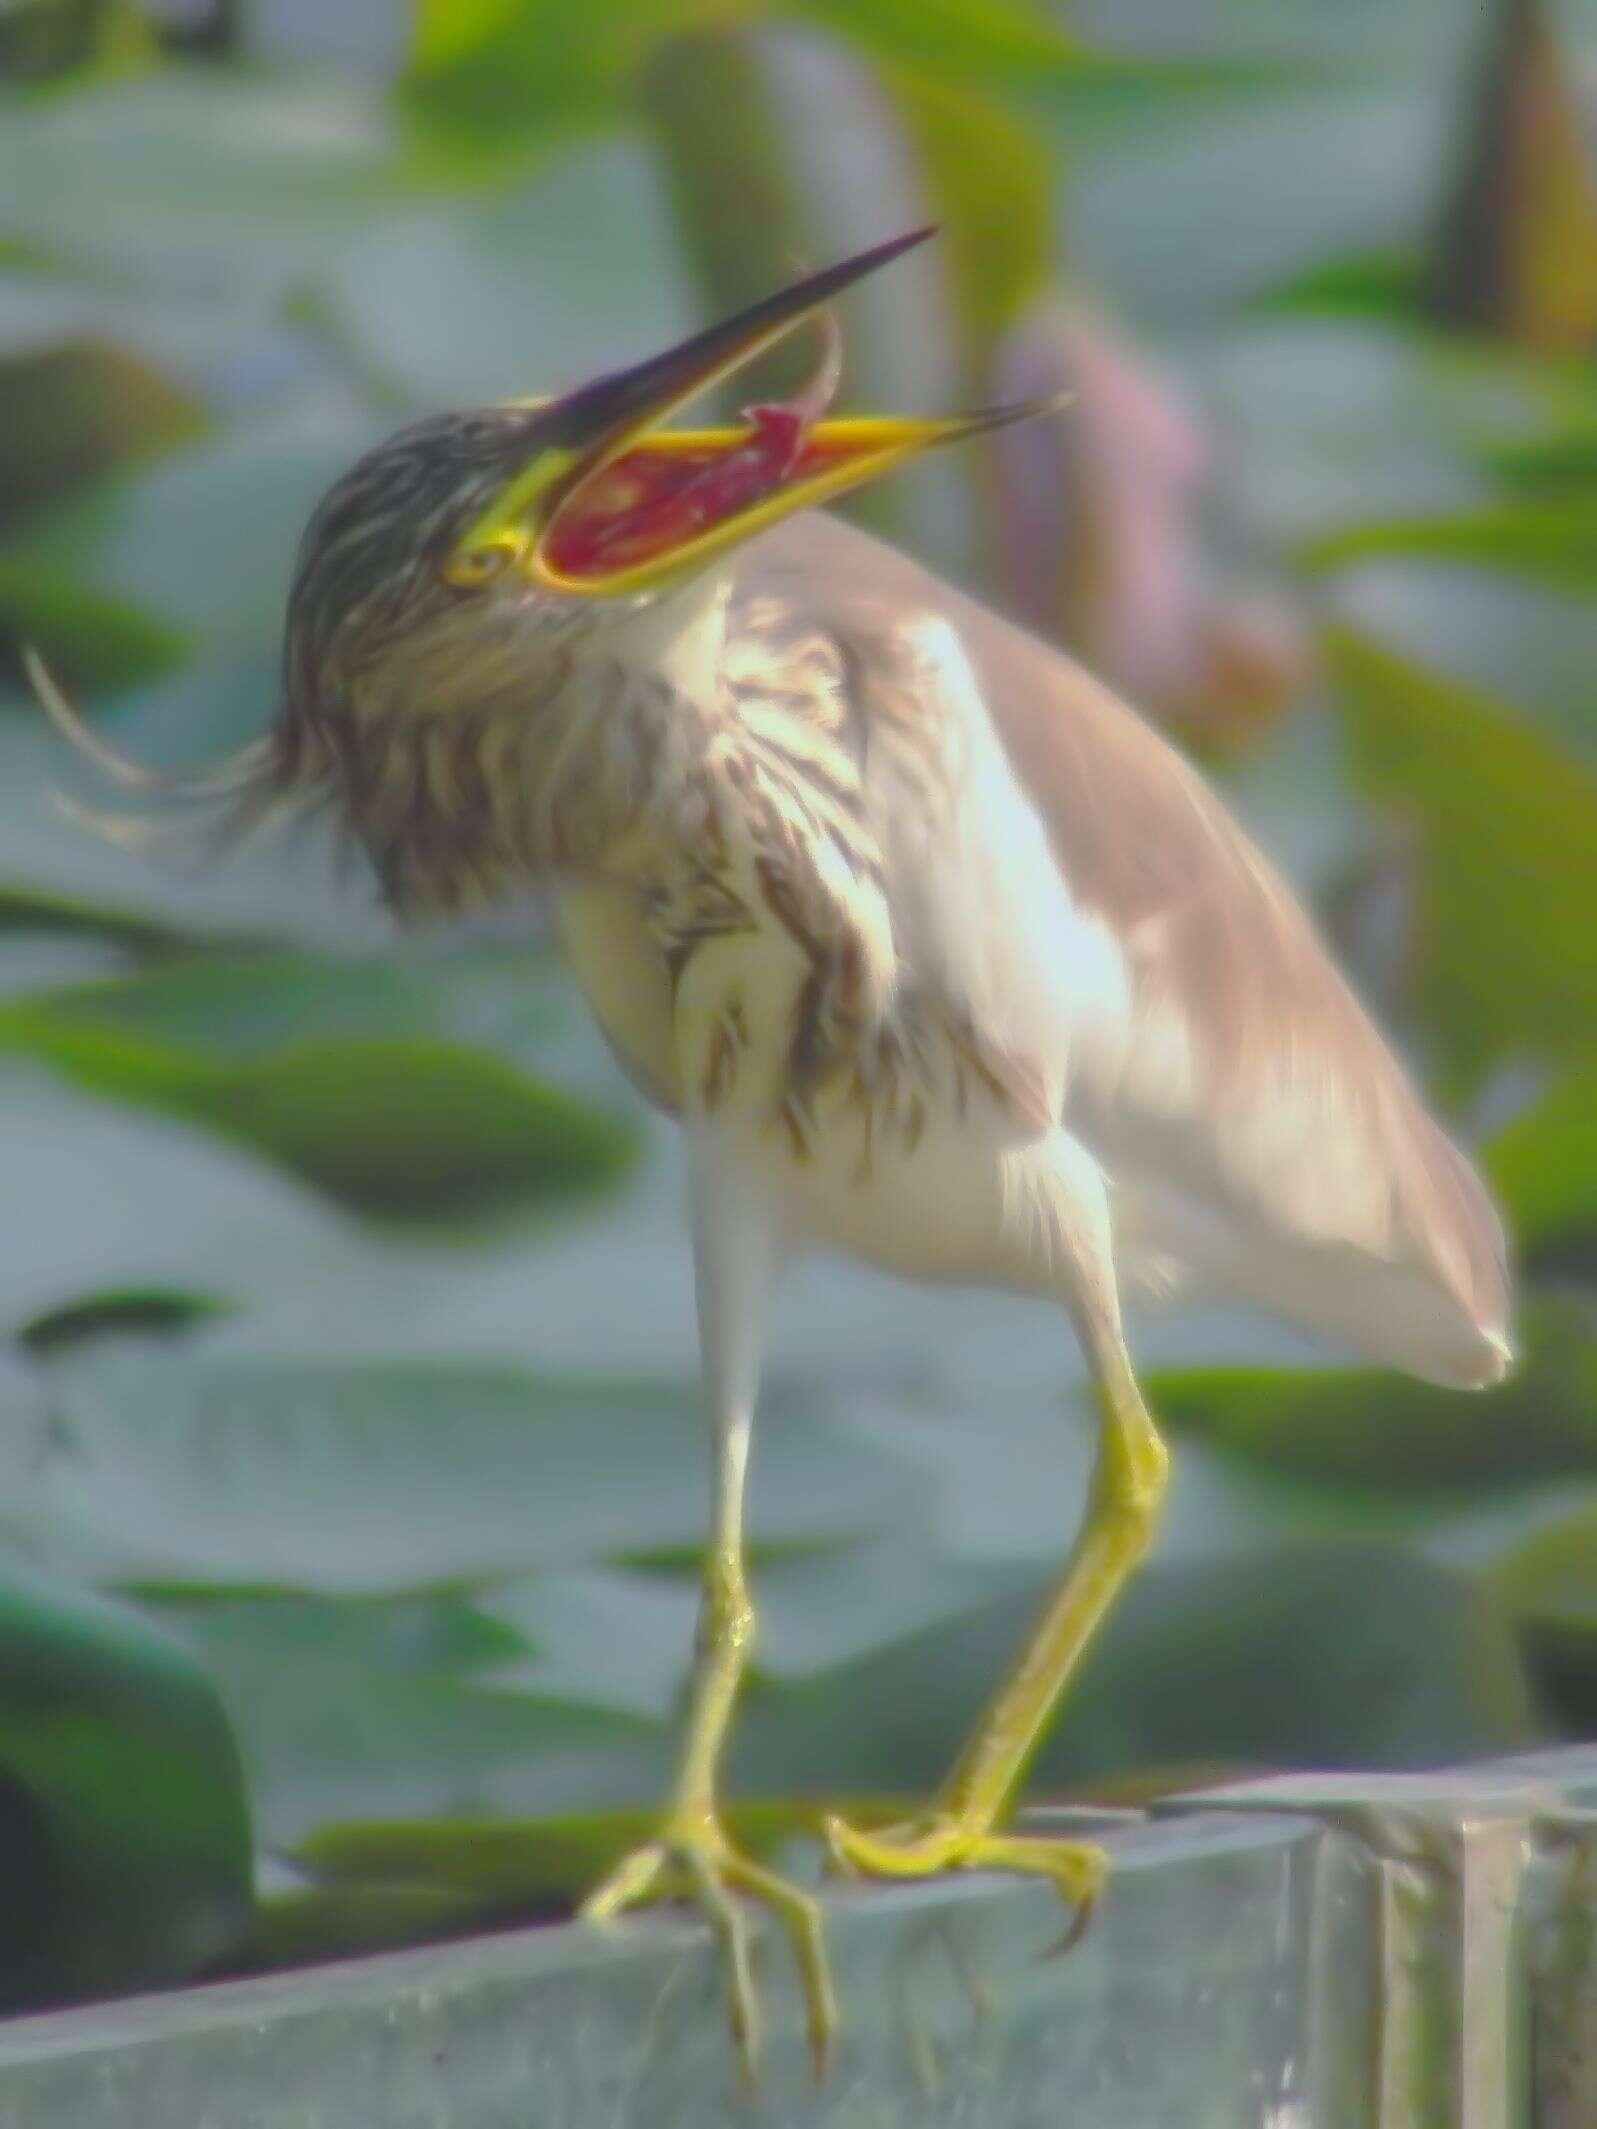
[444, 229, 1065, 597]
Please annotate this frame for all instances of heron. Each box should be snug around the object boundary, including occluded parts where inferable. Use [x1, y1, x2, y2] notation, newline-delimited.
[33, 226, 1512, 2075]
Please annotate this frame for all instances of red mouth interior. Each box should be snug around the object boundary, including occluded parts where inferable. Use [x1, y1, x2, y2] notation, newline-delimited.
[543, 404, 846, 580]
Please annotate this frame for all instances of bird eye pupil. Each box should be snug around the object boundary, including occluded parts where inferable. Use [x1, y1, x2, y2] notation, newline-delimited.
[446, 542, 516, 589]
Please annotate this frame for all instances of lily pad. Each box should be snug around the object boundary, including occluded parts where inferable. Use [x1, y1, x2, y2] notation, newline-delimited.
[25, 940, 574, 1068]
[1491, 1506, 1597, 1735]
[0, 553, 186, 692]
[289, 1794, 897, 1920]
[0, 1005, 635, 1222]
[1144, 1301, 1597, 1493]
[0, 338, 206, 527]
[235, 1881, 487, 1975]
[730, 1540, 1539, 1800]
[0, 882, 192, 956]
[6, 1353, 920, 1591]
[135, 1585, 661, 1845]
[0, 1561, 252, 2009]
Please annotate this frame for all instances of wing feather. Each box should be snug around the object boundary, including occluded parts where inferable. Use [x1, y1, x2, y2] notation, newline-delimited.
[734, 514, 1511, 1386]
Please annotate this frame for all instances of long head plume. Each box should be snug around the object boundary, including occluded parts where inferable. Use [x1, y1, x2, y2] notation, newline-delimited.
[23, 645, 316, 869]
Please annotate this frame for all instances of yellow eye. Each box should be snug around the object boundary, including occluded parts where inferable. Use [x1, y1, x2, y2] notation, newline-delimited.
[443, 533, 524, 589]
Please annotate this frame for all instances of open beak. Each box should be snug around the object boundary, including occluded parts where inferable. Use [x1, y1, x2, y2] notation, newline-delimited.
[444, 228, 1065, 597]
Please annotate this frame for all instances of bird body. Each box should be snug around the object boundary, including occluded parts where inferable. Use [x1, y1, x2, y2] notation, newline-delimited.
[316, 492, 1506, 1387]
[711, 515, 1513, 1391]
[34, 231, 1513, 2076]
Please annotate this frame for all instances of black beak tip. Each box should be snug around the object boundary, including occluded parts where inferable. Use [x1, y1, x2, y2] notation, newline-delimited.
[813, 224, 939, 302]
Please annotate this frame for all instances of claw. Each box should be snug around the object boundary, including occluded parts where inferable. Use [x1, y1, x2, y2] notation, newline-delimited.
[578, 1819, 838, 2086]
[724, 1848, 839, 2080]
[825, 1811, 1106, 1947]
[684, 1844, 762, 2083]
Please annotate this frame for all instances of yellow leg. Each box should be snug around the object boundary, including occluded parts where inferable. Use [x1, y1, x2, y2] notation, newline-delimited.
[578, 1172, 837, 2081]
[828, 1373, 1165, 1908]
[828, 1145, 1169, 1925]
[580, 1545, 836, 2078]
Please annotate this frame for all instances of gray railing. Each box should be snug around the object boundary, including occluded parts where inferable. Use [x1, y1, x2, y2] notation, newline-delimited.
[2, 1746, 1595, 2127]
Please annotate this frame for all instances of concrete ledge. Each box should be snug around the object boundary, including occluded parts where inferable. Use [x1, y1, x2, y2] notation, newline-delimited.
[2, 1750, 1596, 2126]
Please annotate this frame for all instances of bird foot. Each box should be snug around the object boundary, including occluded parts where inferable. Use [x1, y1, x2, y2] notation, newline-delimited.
[578, 1813, 838, 2084]
[824, 1810, 1106, 1944]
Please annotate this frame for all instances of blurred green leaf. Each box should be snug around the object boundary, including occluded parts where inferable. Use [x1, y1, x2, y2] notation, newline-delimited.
[0, 0, 149, 80]
[1246, 249, 1423, 322]
[291, 1794, 895, 1915]
[0, 664, 383, 949]
[404, 0, 651, 142]
[1492, 1504, 1597, 1734]
[637, 23, 974, 576]
[411, 0, 520, 75]
[24, 942, 574, 1071]
[1302, 497, 1597, 584]
[0, 883, 191, 956]
[804, 0, 1088, 83]
[0, 553, 185, 692]
[886, 65, 1053, 390]
[1065, 86, 1450, 326]
[10, 392, 380, 657]
[138, 1586, 657, 1845]
[474, 1564, 699, 1719]
[1486, 1064, 1597, 1272]
[0, 1005, 634, 1221]
[0, 338, 206, 528]
[598, 30, 823, 413]
[1145, 1301, 1597, 1492]
[0, 1043, 654, 1362]
[1182, 325, 1492, 572]
[18, 1286, 234, 1357]
[1495, 1505, 1597, 1629]
[236, 1880, 486, 1974]
[10, 1353, 918, 1592]
[407, 0, 1093, 148]
[1328, 561, 1597, 761]
[1326, 625, 1597, 1088]
[477, 1544, 1025, 1720]
[1487, 417, 1597, 497]
[237, 1797, 902, 1969]
[0, 1562, 251, 2009]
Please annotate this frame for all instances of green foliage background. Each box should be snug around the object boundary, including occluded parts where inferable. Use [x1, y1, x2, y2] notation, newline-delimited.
[0, 0, 1595, 2004]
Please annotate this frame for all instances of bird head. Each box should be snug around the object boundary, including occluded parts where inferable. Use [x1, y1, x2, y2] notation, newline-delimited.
[284, 228, 1060, 722]
[31, 230, 1059, 902]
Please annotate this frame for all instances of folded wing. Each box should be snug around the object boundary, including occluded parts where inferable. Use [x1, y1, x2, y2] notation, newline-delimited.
[737, 514, 1511, 1386]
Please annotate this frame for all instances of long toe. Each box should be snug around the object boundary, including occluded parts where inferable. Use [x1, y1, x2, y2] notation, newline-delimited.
[826, 1811, 1106, 1933]
[578, 1821, 839, 2085]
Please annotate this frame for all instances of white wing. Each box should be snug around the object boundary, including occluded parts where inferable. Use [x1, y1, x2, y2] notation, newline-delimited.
[734, 514, 1511, 1388]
